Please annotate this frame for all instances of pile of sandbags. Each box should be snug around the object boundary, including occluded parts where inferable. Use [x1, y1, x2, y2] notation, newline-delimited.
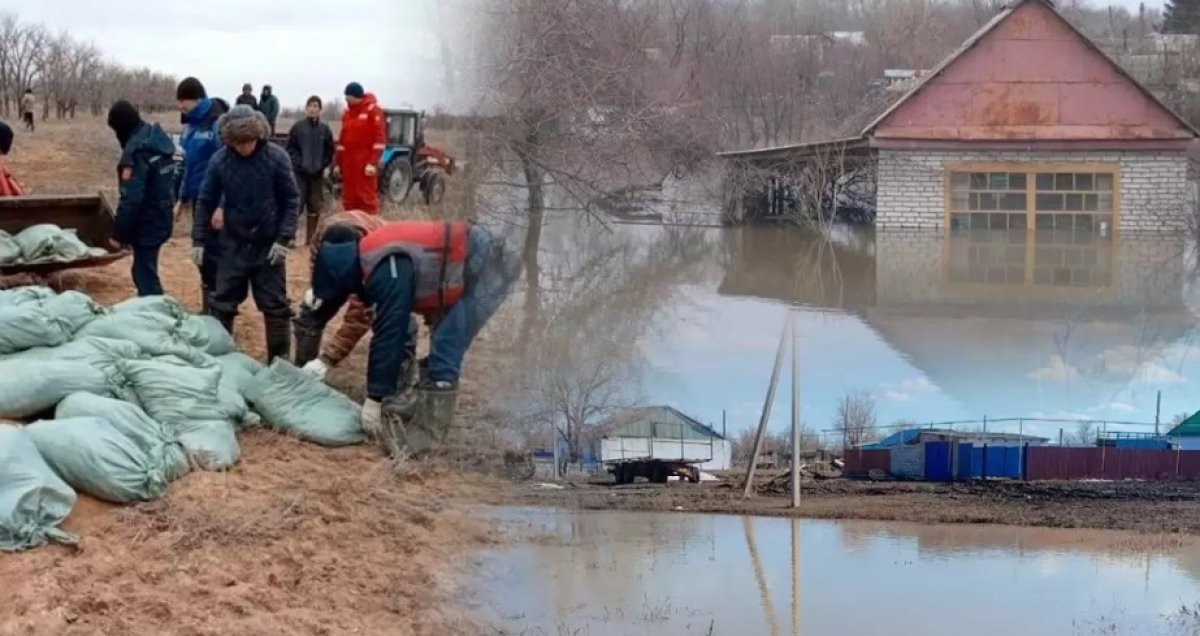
[8, 224, 103, 265]
[0, 286, 368, 552]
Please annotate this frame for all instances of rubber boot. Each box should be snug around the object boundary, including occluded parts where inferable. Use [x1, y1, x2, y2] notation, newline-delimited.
[407, 383, 458, 456]
[265, 316, 291, 363]
[379, 399, 410, 458]
[293, 317, 323, 367]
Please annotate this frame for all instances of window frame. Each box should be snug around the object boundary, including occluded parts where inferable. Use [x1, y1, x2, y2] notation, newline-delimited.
[944, 162, 1121, 233]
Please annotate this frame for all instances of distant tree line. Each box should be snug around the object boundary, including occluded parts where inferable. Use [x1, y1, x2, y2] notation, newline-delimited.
[0, 12, 177, 120]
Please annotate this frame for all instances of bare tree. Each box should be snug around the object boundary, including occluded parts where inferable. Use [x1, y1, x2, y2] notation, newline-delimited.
[1071, 421, 1096, 446]
[835, 390, 878, 448]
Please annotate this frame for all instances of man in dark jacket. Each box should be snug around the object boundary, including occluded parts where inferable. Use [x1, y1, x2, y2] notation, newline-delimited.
[307, 220, 519, 456]
[176, 77, 228, 311]
[287, 95, 335, 245]
[236, 83, 258, 110]
[259, 85, 280, 135]
[107, 101, 175, 296]
[192, 105, 300, 361]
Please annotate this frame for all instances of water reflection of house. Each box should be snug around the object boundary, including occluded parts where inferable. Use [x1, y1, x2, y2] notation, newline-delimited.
[718, 226, 1196, 419]
[722, 0, 1199, 231]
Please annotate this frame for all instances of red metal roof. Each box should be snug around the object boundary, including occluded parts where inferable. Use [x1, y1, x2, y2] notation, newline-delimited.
[863, 0, 1199, 142]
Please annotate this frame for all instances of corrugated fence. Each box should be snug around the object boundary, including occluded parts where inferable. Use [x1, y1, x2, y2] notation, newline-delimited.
[844, 445, 1200, 481]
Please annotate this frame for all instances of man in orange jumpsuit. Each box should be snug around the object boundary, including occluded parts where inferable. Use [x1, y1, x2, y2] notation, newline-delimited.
[334, 82, 386, 214]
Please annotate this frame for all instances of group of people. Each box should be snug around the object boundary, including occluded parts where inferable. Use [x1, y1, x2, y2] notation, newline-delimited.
[234, 83, 281, 135]
[97, 76, 518, 455]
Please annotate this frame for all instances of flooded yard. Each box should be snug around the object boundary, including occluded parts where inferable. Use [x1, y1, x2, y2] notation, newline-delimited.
[473, 508, 1200, 636]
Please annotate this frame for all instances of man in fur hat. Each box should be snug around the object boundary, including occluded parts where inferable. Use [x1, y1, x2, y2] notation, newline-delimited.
[192, 104, 300, 362]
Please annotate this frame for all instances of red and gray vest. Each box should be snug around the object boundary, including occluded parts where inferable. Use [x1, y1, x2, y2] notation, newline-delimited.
[358, 221, 468, 312]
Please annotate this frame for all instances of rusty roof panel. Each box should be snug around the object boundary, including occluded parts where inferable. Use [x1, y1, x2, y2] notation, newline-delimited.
[866, 0, 1199, 141]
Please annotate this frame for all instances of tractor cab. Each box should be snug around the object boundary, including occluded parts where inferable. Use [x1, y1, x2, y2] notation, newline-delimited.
[379, 109, 453, 205]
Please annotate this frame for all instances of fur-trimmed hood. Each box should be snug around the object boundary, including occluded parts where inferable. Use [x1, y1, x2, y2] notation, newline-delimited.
[218, 104, 270, 145]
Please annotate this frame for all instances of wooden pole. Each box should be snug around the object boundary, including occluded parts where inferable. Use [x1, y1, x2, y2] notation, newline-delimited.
[791, 311, 801, 509]
[743, 315, 792, 498]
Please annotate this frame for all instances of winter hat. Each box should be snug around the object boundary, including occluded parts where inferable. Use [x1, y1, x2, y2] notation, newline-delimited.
[312, 228, 362, 305]
[218, 104, 269, 145]
[0, 120, 12, 155]
[262, 84, 272, 95]
[306, 95, 323, 109]
[344, 82, 365, 99]
[106, 100, 142, 149]
[242, 83, 253, 93]
[176, 77, 207, 101]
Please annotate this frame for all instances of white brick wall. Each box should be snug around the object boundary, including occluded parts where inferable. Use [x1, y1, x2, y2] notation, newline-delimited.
[876, 149, 1190, 232]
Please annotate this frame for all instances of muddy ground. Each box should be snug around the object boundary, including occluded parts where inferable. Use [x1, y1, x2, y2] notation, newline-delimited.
[1, 117, 504, 636]
[478, 475, 1200, 535]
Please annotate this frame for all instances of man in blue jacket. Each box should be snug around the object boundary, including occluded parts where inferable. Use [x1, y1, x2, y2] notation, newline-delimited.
[106, 101, 176, 296]
[192, 105, 300, 362]
[176, 77, 227, 311]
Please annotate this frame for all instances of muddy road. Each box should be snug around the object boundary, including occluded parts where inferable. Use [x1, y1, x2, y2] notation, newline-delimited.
[474, 476, 1200, 535]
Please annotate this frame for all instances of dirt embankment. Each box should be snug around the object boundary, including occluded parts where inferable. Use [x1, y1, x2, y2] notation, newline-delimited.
[1, 118, 505, 635]
[477, 476, 1200, 535]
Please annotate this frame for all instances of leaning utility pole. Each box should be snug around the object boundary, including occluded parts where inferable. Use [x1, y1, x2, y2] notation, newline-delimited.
[743, 313, 794, 498]
[790, 312, 801, 508]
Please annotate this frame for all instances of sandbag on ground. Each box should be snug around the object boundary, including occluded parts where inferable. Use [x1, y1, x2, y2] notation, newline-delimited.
[0, 303, 72, 354]
[0, 286, 54, 306]
[56, 393, 189, 482]
[0, 425, 78, 551]
[121, 358, 239, 470]
[216, 353, 262, 429]
[41, 290, 104, 332]
[110, 295, 187, 320]
[26, 417, 168, 504]
[185, 315, 237, 356]
[3, 338, 144, 404]
[77, 311, 207, 362]
[247, 359, 364, 447]
[0, 359, 113, 419]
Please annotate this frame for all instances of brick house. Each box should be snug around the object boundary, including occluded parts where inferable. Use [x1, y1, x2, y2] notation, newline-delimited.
[724, 0, 1199, 232]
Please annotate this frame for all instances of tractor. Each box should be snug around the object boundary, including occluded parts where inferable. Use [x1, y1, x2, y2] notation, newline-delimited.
[378, 109, 455, 205]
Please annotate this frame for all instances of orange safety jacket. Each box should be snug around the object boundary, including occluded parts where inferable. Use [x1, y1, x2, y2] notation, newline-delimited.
[358, 221, 468, 313]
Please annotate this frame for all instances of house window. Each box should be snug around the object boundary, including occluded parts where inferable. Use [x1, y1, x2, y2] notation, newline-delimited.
[948, 165, 1118, 233]
[1034, 172, 1115, 233]
[949, 172, 1028, 231]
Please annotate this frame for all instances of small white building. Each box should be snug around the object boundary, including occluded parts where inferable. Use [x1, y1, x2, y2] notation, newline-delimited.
[596, 406, 732, 471]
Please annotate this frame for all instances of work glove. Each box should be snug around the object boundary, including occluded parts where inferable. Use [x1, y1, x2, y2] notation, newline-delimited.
[364, 164, 377, 177]
[301, 288, 323, 312]
[361, 399, 383, 438]
[267, 242, 289, 266]
[190, 246, 204, 267]
[302, 358, 330, 381]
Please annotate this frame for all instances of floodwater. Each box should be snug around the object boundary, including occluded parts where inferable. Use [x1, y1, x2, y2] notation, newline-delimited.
[472, 508, 1200, 636]
[527, 208, 1200, 443]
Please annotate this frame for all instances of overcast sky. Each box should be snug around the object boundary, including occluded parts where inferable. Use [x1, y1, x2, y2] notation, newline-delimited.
[4, 0, 456, 110]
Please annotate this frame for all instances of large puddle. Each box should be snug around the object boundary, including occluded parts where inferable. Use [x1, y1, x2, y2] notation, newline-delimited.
[472, 508, 1200, 635]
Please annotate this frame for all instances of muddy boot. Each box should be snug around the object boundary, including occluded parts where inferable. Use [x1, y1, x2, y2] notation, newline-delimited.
[264, 316, 291, 363]
[379, 399, 411, 458]
[407, 381, 458, 455]
[293, 317, 323, 367]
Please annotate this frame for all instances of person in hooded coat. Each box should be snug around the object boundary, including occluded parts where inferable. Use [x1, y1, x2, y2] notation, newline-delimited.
[334, 82, 386, 214]
[176, 77, 229, 310]
[259, 85, 280, 135]
[192, 105, 300, 362]
[106, 100, 176, 296]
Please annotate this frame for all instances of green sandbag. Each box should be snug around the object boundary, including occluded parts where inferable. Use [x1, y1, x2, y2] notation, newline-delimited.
[121, 358, 239, 470]
[0, 285, 54, 306]
[14, 224, 90, 263]
[247, 359, 364, 447]
[41, 290, 104, 332]
[0, 425, 77, 551]
[0, 303, 72, 354]
[0, 359, 113, 419]
[176, 420, 241, 471]
[0, 231, 20, 265]
[186, 315, 237, 356]
[216, 353, 261, 428]
[56, 393, 189, 482]
[25, 417, 168, 504]
[110, 295, 188, 320]
[77, 311, 206, 362]
[3, 337, 145, 401]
